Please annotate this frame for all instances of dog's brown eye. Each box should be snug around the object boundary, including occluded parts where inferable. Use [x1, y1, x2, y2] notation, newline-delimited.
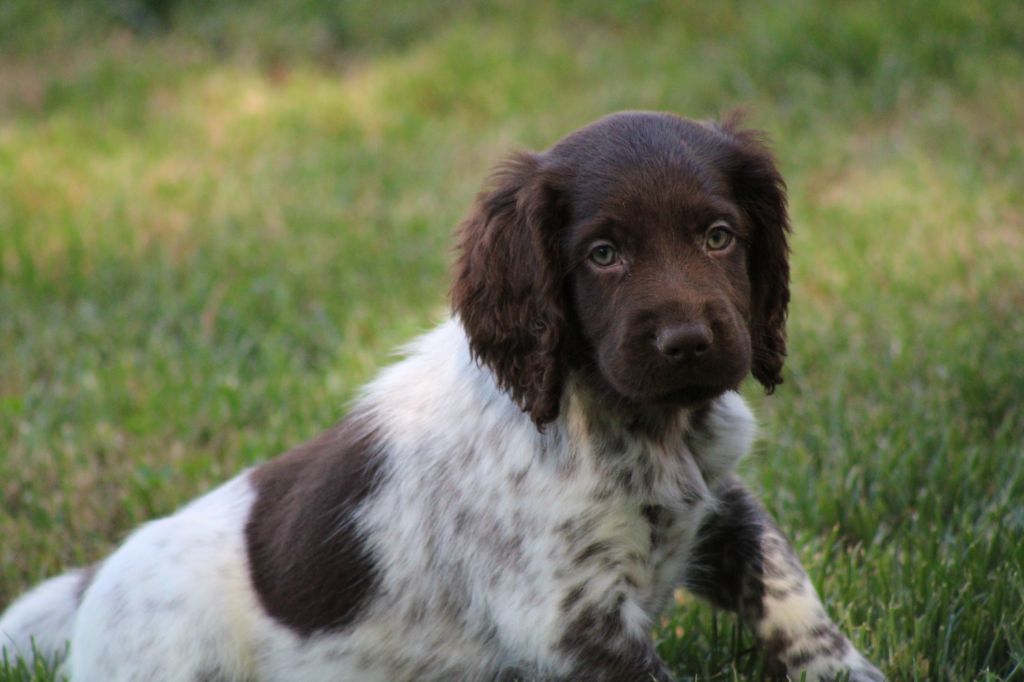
[588, 243, 620, 267]
[705, 225, 734, 251]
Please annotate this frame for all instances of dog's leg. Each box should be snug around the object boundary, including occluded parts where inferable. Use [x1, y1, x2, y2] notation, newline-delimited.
[553, 635, 674, 682]
[685, 479, 884, 681]
[542, 591, 676, 682]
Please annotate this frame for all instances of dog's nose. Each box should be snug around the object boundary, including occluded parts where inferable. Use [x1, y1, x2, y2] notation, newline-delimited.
[654, 322, 712, 362]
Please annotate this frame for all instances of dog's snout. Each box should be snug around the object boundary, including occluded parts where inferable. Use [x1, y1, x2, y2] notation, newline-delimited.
[654, 322, 712, 362]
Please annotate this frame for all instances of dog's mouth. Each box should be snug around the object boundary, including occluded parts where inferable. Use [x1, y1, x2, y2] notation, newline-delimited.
[650, 384, 725, 406]
[597, 366, 730, 410]
[584, 341, 746, 413]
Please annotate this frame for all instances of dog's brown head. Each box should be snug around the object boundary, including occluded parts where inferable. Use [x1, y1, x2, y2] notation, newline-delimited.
[452, 111, 790, 427]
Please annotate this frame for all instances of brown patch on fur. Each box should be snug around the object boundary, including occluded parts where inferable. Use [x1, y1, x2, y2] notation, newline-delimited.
[558, 602, 674, 682]
[762, 627, 793, 678]
[684, 482, 767, 616]
[245, 412, 385, 636]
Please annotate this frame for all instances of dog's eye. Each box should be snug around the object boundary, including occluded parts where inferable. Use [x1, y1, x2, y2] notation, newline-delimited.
[705, 224, 734, 251]
[588, 243, 620, 267]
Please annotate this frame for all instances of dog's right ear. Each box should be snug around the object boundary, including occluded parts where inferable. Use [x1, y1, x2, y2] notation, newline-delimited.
[451, 152, 568, 428]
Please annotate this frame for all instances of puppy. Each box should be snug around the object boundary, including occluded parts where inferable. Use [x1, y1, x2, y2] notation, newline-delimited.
[0, 111, 884, 681]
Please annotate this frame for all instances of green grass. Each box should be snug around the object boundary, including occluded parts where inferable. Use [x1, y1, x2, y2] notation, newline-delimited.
[1, 1, 1022, 679]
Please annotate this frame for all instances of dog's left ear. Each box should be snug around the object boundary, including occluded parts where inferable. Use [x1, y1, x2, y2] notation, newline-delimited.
[719, 118, 791, 393]
[451, 152, 569, 427]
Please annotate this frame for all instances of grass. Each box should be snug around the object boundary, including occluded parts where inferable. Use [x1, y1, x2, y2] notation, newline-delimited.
[1, 1, 1022, 679]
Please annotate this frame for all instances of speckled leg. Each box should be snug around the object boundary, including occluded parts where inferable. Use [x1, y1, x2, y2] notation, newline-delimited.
[549, 604, 675, 682]
[685, 480, 884, 681]
[558, 640, 674, 682]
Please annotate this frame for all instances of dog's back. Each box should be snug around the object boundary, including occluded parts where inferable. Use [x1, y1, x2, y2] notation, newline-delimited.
[0, 568, 82, 669]
[1, 475, 265, 681]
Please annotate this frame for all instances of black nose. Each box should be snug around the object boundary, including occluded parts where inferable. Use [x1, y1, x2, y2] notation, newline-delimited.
[654, 322, 712, 362]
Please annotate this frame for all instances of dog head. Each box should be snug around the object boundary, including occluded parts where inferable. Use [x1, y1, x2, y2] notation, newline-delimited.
[452, 111, 790, 427]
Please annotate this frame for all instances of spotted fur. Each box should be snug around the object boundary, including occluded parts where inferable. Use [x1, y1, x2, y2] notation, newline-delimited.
[0, 112, 883, 681]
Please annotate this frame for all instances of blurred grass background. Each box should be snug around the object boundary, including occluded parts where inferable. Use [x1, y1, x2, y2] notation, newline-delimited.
[1, 1, 1022, 679]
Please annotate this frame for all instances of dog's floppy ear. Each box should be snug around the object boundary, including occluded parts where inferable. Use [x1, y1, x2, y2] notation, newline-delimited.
[719, 117, 791, 393]
[451, 152, 568, 427]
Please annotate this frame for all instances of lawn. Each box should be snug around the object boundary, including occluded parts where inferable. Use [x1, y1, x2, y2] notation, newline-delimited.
[1, 1, 1022, 679]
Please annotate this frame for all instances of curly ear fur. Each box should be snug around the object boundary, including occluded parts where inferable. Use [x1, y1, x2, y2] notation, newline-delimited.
[451, 152, 568, 427]
[719, 117, 791, 393]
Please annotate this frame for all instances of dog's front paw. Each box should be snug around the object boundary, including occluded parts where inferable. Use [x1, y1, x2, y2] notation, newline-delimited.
[838, 648, 885, 682]
[787, 645, 885, 682]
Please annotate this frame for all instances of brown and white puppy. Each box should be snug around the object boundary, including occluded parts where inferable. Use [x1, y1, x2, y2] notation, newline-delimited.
[0, 112, 884, 681]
